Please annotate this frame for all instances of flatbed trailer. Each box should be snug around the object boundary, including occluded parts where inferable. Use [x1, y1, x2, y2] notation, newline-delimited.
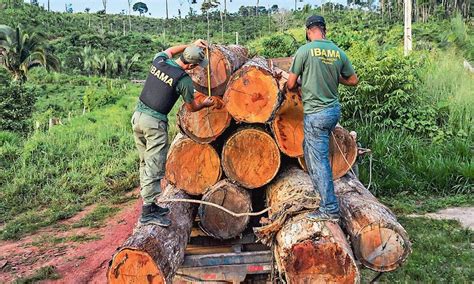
[174, 224, 273, 283]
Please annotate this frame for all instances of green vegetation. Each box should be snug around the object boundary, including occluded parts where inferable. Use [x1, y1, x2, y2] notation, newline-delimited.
[72, 205, 120, 229]
[14, 265, 60, 283]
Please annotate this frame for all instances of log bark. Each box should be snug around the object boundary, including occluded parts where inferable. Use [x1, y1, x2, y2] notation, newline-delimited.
[107, 186, 195, 284]
[257, 167, 360, 283]
[221, 127, 281, 189]
[177, 92, 231, 143]
[187, 44, 248, 97]
[270, 69, 304, 157]
[165, 134, 221, 195]
[223, 57, 282, 123]
[198, 179, 252, 239]
[298, 126, 358, 179]
[334, 173, 411, 272]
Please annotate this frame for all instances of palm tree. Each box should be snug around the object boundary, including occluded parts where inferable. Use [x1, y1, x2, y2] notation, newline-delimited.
[0, 25, 60, 83]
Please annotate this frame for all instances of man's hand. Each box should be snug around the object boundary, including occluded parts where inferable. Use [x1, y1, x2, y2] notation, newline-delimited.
[193, 39, 208, 49]
[339, 74, 359, 86]
[202, 96, 215, 107]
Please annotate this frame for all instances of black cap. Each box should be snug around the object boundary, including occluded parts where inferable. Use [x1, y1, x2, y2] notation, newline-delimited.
[306, 15, 326, 28]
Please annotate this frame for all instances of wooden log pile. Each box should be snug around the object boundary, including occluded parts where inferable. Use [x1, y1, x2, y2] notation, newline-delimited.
[108, 47, 411, 283]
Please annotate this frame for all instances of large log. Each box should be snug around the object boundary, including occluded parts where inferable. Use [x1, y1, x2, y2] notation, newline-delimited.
[165, 134, 221, 195]
[107, 185, 195, 284]
[257, 167, 360, 283]
[177, 92, 231, 143]
[223, 57, 282, 123]
[334, 173, 411, 272]
[270, 69, 304, 157]
[298, 126, 358, 179]
[187, 44, 248, 97]
[198, 179, 252, 239]
[221, 127, 281, 189]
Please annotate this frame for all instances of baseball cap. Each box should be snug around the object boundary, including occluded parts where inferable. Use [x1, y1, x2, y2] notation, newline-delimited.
[305, 15, 326, 28]
[182, 45, 208, 68]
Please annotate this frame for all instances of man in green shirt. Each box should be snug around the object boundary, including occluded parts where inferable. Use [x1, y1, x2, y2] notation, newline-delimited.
[287, 15, 359, 222]
[132, 39, 217, 227]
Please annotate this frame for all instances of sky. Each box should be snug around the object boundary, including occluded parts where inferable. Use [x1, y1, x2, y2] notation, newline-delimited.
[31, 0, 347, 18]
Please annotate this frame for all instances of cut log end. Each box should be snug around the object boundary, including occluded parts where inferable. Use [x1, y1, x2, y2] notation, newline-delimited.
[222, 128, 280, 189]
[286, 240, 359, 284]
[165, 137, 221, 195]
[298, 126, 357, 179]
[354, 223, 411, 272]
[224, 65, 279, 123]
[271, 90, 304, 157]
[199, 180, 252, 239]
[178, 94, 231, 143]
[107, 248, 164, 284]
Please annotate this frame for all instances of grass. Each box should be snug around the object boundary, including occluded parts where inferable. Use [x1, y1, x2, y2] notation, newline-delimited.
[362, 217, 474, 282]
[14, 266, 60, 283]
[71, 205, 120, 229]
[382, 194, 474, 214]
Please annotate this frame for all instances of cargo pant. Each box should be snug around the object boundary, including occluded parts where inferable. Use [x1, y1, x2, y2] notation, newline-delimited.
[303, 104, 341, 215]
[131, 111, 169, 205]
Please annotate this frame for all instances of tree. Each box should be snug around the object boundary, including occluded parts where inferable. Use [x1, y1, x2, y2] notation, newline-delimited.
[133, 2, 149, 16]
[102, 0, 107, 14]
[272, 9, 291, 33]
[201, 0, 220, 42]
[0, 25, 60, 82]
[127, 0, 132, 32]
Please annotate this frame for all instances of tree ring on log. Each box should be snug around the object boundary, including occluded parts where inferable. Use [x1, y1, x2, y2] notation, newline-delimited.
[222, 128, 281, 189]
[224, 58, 280, 123]
[108, 248, 164, 284]
[198, 180, 252, 239]
[165, 137, 221, 195]
[271, 89, 304, 157]
[353, 222, 411, 272]
[177, 93, 231, 143]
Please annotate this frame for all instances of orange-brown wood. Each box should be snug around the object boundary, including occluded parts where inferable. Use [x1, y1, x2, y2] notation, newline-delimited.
[261, 167, 359, 283]
[334, 173, 411, 272]
[198, 180, 252, 239]
[271, 88, 304, 158]
[108, 249, 164, 284]
[108, 186, 195, 283]
[221, 128, 280, 189]
[187, 45, 248, 97]
[223, 57, 281, 123]
[178, 92, 231, 143]
[165, 135, 221, 195]
[298, 126, 358, 179]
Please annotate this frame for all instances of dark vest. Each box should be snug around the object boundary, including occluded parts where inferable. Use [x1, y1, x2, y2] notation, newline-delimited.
[139, 56, 187, 115]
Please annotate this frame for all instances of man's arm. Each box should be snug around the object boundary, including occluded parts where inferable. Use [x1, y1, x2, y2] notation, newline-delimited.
[287, 73, 299, 90]
[185, 96, 216, 112]
[339, 74, 359, 86]
[163, 39, 208, 58]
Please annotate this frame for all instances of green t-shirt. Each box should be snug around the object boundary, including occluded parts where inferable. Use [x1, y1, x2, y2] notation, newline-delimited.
[290, 39, 355, 114]
[136, 52, 195, 122]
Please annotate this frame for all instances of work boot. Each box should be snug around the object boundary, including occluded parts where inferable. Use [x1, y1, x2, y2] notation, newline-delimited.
[140, 203, 171, 227]
[306, 210, 339, 222]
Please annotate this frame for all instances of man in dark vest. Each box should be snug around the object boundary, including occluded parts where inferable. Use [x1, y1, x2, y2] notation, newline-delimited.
[287, 16, 359, 222]
[131, 39, 217, 227]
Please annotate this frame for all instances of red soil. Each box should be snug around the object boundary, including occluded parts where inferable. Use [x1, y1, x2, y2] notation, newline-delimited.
[0, 196, 142, 283]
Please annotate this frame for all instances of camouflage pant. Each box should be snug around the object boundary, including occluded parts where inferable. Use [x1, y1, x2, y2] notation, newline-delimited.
[131, 111, 169, 205]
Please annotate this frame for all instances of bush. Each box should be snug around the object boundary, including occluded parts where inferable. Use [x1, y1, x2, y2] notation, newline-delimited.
[0, 83, 37, 133]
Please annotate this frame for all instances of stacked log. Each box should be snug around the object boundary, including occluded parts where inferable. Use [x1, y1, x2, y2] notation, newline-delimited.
[177, 92, 231, 143]
[198, 179, 252, 239]
[334, 174, 411, 272]
[110, 47, 411, 283]
[221, 127, 281, 189]
[165, 134, 221, 195]
[258, 167, 360, 283]
[107, 185, 195, 283]
[187, 44, 248, 97]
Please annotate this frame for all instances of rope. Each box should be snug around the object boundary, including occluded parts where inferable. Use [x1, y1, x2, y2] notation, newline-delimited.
[367, 152, 373, 191]
[331, 132, 357, 177]
[159, 198, 270, 217]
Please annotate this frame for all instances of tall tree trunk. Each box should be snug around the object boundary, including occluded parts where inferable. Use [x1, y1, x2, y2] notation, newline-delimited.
[166, 0, 169, 19]
[404, 0, 413, 56]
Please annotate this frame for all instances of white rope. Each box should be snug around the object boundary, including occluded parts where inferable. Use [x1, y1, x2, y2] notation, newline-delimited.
[159, 198, 271, 217]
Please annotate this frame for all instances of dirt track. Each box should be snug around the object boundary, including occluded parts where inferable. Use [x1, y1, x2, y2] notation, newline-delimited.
[0, 197, 141, 283]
